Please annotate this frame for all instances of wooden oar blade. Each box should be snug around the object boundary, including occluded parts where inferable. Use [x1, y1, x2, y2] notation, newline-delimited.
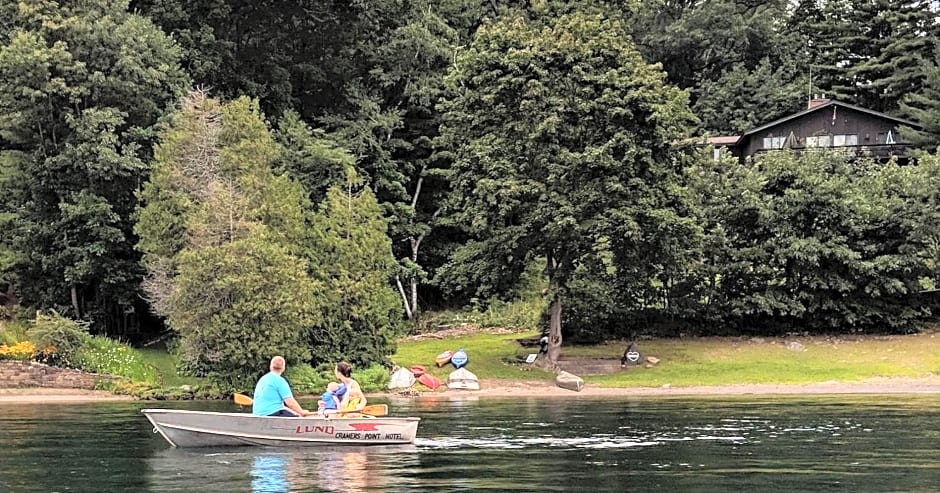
[333, 404, 388, 417]
[234, 393, 254, 406]
[362, 404, 388, 416]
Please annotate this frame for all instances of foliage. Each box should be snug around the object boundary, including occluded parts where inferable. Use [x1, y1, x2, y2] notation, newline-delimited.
[283, 363, 330, 396]
[440, 11, 696, 360]
[693, 59, 805, 135]
[684, 149, 940, 333]
[0, 0, 187, 337]
[27, 311, 90, 366]
[136, 347, 205, 387]
[73, 335, 158, 383]
[629, 0, 791, 93]
[900, 46, 940, 150]
[168, 236, 321, 392]
[137, 92, 324, 391]
[354, 364, 391, 393]
[306, 170, 402, 368]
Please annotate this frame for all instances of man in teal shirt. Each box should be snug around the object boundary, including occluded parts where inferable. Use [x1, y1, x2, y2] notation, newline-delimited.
[252, 356, 310, 417]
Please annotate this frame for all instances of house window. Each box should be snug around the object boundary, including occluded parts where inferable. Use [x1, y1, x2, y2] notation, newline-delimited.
[886, 130, 895, 144]
[762, 136, 785, 149]
[806, 135, 833, 147]
[713, 148, 721, 161]
[832, 134, 858, 146]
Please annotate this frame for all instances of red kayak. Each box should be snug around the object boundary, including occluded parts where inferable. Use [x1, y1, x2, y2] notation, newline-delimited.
[410, 365, 441, 390]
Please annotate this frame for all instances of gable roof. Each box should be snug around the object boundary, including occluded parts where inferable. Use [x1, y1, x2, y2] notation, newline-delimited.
[741, 100, 921, 138]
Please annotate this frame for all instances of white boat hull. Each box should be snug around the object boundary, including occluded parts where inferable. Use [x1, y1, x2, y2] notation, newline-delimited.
[142, 409, 420, 448]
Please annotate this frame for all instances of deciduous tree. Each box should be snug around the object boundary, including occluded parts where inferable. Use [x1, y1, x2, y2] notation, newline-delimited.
[440, 12, 695, 364]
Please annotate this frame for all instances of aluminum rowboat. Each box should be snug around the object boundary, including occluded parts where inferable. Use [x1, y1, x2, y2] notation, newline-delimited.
[142, 409, 420, 448]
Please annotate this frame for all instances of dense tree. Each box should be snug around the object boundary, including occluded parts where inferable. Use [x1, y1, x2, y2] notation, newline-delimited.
[441, 12, 695, 363]
[136, 93, 323, 389]
[0, 0, 187, 336]
[685, 149, 940, 333]
[306, 170, 401, 368]
[900, 47, 940, 149]
[806, 0, 938, 112]
[631, 0, 791, 94]
[693, 59, 805, 135]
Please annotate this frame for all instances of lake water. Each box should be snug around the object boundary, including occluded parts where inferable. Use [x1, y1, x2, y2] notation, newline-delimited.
[1, 395, 938, 492]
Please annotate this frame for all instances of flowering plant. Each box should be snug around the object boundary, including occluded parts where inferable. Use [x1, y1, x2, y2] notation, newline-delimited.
[0, 340, 36, 361]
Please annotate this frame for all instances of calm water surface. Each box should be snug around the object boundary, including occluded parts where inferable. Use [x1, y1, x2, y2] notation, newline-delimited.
[1, 395, 938, 492]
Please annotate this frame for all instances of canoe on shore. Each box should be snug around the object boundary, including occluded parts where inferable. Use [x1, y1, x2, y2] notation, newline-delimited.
[142, 409, 420, 448]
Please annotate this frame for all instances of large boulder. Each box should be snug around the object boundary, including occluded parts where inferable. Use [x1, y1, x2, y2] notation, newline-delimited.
[555, 371, 584, 392]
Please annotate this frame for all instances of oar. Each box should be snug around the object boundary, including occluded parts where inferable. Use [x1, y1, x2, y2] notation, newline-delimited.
[234, 392, 253, 406]
[232, 393, 388, 417]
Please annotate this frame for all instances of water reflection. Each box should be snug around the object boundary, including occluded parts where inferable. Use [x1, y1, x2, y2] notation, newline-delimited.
[250, 453, 289, 492]
[148, 445, 419, 492]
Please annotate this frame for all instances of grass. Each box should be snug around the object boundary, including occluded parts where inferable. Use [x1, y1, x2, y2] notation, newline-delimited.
[392, 331, 557, 383]
[392, 330, 940, 388]
[137, 348, 205, 387]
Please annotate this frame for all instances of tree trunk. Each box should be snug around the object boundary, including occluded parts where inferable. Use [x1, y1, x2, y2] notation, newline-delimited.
[410, 277, 419, 319]
[546, 295, 563, 365]
[395, 275, 413, 319]
[71, 285, 81, 319]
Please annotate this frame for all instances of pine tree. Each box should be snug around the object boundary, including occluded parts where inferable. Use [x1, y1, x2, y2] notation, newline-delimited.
[900, 47, 940, 150]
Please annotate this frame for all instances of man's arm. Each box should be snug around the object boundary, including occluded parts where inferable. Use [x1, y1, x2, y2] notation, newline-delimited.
[283, 396, 309, 416]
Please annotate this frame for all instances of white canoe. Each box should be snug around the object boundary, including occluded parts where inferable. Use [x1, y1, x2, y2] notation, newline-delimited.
[142, 409, 420, 448]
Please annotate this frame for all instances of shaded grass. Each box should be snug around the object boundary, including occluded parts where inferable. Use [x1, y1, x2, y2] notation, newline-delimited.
[394, 331, 940, 388]
[137, 348, 205, 387]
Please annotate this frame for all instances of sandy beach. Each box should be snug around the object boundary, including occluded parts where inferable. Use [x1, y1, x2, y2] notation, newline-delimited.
[3, 375, 940, 404]
[0, 387, 134, 403]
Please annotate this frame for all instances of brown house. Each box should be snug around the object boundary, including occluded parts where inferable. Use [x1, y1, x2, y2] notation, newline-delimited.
[709, 99, 922, 162]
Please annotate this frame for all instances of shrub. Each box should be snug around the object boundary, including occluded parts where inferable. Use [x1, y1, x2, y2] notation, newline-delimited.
[27, 311, 90, 366]
[73, 336, 158, 383]
[355, 364, 390, 393]
[283, 363, 330, 395]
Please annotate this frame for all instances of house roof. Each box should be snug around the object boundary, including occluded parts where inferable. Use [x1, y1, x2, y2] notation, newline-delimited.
[707, 135, 740, 146]
[741, 100, 922, 138]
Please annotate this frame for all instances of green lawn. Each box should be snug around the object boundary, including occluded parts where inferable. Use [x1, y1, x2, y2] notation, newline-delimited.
[392, 331, 940, 388]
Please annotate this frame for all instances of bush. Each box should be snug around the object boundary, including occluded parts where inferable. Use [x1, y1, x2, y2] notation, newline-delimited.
[283, 363, 330, 395]
[27, 311, 90, 366]
[73, 336, 158, 383]
[355, 364, 390, 393]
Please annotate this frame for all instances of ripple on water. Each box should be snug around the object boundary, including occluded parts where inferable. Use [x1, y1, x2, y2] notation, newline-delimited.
[415, 435, 662, 450]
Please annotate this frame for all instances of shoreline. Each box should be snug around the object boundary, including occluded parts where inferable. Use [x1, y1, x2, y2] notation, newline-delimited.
[3, 375, 940, 404]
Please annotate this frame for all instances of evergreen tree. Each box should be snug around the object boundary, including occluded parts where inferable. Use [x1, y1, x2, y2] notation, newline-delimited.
[137, 92, 323, 388]
[900, 47, 940, 150]
[306, 169, 401, 368]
